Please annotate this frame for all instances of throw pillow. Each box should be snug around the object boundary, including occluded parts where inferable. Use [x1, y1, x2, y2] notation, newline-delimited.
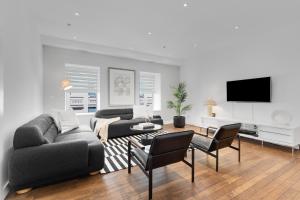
[57, 110, 80, 134]
[48, 109, 63, 132]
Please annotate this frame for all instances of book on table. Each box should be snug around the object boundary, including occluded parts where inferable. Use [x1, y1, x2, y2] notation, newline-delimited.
[134, 123, 155, 130]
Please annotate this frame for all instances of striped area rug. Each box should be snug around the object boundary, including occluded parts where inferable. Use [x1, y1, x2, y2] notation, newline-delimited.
[100, 131, 167, 174]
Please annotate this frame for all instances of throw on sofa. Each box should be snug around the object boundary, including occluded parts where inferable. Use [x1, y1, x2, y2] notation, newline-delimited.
[8, 114, 104, 194]
[90, 108, 164, 138]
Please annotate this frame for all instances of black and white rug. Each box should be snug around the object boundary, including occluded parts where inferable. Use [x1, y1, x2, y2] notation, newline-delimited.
[100, 131, 167, 174]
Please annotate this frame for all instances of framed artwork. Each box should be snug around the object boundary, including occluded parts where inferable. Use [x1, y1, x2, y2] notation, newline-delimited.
[108, 67, 135, 106]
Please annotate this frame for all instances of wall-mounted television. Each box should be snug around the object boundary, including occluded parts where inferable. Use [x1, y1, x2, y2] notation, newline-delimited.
[227, 77, 271, 102]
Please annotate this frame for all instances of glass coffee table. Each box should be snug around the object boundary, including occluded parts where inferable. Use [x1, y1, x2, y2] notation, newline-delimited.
[130, 124, 163, 145]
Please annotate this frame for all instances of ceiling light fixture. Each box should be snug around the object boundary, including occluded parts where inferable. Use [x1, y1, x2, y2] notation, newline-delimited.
[147, 32, 152, 35]
[234, 25, 240, 30]
[193, 43, 198, 48]
[183, 3, 188, 7]
[75, 12, 80, 16]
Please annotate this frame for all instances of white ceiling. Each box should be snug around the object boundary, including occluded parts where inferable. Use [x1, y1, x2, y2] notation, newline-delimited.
[28, 0, 300, 62]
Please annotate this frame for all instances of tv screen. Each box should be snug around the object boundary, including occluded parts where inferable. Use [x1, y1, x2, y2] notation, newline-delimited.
[227, 77, 271, 102]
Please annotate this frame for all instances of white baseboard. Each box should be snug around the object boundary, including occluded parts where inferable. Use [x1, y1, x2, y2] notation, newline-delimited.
[1, 181, 9, 200]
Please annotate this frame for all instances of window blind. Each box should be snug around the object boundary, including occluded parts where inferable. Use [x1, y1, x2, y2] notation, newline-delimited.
[65, 64, 100, 92]
[139, 72, 161, 110]
[139, 72, 156, 95]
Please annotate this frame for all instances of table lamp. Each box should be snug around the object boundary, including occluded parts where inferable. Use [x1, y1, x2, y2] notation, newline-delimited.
[205, 98, 217, 117]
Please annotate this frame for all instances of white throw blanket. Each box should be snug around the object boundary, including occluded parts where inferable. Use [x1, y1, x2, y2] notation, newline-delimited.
[94, 117, 120, 142]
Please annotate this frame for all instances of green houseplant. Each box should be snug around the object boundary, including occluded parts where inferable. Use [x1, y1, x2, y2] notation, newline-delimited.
[167, 82, 192, 128]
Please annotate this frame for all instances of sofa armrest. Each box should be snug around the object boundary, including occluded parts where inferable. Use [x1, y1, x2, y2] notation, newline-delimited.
[14, 126, 48, 149]
[87, 142, 105, 172]
[9, 140, 89, 189]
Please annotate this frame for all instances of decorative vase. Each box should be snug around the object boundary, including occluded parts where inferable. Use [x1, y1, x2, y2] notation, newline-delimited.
[173, 116, 185, 128]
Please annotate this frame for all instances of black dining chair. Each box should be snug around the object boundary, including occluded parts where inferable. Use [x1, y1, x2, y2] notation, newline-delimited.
[191, 123, 241, 172]
[128, 131, 194, 200]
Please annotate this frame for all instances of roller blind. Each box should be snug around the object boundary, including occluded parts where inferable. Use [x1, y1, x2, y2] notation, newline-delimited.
[139, 72, 161, 111]
[64, 64, 100, 113]
[65, 64, 99, 92]
[139, 72, 155, 95]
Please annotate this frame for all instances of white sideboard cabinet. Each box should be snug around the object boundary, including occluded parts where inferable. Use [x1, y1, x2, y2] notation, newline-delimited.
[200, 116, 300, 154]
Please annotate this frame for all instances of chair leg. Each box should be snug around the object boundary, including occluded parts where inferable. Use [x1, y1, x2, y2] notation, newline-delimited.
[149, 169, 153, 200]
[238, 135, 241, 162]
[216, 149, 219, 172]
[128, 141, 131, 174]
[192, 148, 195, 182]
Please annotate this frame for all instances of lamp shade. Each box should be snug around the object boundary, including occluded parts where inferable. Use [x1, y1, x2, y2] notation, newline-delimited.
[61, 80, 72, 91]
[205, 98, 217, 106]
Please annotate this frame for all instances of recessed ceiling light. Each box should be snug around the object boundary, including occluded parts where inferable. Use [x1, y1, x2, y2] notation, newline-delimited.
[73, 36, 77, 39]
[234, 25, 240, 30]
[183, 3, 188, 7]
[147, 32, 152, 35]
[75, 12, 80, 16]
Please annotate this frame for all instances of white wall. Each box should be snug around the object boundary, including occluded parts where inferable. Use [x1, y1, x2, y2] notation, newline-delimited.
[0, 1, 43, 199]
[181, 25, 300, 128]
[43, 46, 180, 124]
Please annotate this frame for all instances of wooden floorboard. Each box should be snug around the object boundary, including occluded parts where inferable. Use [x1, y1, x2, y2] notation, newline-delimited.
[6, 124, 300, 200]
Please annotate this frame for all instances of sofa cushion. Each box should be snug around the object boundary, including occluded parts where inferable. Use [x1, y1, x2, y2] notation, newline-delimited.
[64, 125, 93, 135]
[95, 108, 133, 120]
[55, 132, 98, 145]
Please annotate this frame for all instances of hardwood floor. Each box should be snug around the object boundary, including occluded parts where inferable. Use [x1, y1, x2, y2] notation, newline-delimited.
[7, 124, 300, 200]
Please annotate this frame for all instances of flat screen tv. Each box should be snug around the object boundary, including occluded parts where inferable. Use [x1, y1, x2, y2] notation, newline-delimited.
[227, 77, 271, 102]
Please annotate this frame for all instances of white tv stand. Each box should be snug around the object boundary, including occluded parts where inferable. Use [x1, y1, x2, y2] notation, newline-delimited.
[200, 116, 300, 155]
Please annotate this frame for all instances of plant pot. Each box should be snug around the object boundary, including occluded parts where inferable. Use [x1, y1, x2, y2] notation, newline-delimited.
[173, 116, 185, 128]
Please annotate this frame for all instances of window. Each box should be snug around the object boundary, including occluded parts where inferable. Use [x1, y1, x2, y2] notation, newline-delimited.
[139, 72, 161, 111]
[65, 64, 100, 113]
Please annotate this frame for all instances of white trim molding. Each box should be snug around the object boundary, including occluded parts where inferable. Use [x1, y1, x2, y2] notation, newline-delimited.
[1, 181, 9, 200]
[41, 35, 183, 66]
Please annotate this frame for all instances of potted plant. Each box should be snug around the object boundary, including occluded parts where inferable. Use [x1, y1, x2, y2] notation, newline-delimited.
[167, 82, 192, 128]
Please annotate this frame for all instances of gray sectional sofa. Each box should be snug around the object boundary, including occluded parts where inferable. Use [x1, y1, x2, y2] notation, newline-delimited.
[8, 114, 104, 192]
[90, 108, 164, 138]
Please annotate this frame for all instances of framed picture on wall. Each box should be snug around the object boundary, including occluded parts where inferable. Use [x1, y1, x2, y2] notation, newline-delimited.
[108, 67, 135, 106]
